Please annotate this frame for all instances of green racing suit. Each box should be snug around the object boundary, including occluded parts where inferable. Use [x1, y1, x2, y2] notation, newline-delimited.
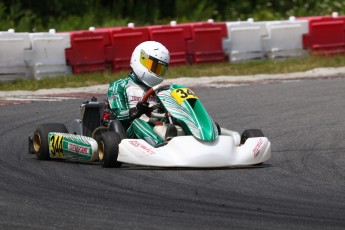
[107, 72, 164, 146]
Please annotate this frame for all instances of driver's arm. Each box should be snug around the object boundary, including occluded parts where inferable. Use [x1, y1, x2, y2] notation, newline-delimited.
[108, 80, 150, 121]
[107, 80, 131, 121]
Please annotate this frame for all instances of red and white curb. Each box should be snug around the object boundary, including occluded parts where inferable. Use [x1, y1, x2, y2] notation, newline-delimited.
[0, 93, 105, 106]
[1, 67, 344, 106]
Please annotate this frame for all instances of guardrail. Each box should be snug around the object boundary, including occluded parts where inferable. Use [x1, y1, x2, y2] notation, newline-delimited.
[0, 12, 344, 82]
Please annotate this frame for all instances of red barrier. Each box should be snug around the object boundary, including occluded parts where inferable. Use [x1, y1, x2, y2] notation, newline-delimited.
[65, 30, 110, 74]
[185, 22, 228, 64]
[300, 16, 345, 54]
[148, 24, 192, 65]
[102, 27, 150, 71]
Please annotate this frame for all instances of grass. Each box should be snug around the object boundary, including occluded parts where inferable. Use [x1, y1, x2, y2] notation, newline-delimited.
[1, 55, 345, 91]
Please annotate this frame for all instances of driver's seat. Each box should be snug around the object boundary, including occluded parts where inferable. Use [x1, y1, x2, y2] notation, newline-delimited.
[153, 124, 184, 141]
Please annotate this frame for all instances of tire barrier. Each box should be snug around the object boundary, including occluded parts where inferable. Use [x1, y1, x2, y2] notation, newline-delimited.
[101, 26, 150, 71]
[186, 21, 228, 64]
[0, 12, 344, 81]
[263, 17, 309, 59]
[26, 30, 71, 80]
[0, 30, 31, 81]
[148, 23, 191, 66]
[223, 19, 268, 62]
[65, 28, 110, 74]
[300, 13, 345, 55]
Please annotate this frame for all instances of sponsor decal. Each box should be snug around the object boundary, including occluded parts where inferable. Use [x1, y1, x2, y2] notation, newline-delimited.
[147, 95, 157, 102]
[130, 95, 157, 102]
[253, 138, 264, 158]
[129, 140, 140, 147]
[130, 96, 142, 101]
[129, 140, 155, 155]
[109, 94, 118, 100]
[68, 142, 89, 155]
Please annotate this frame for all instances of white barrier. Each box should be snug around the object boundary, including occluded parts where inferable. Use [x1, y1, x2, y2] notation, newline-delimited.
[262, 17, 309, 59]
[24, 30, 71, 80]
[223, 19, 268, 62]
[0, 30, 31, 81]
[0, 17, 318, 82]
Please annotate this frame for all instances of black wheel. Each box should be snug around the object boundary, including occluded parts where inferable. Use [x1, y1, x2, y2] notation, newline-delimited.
[240, 129, 264, 145]
[32, 123, 68, 160]
[215, 122, 221, 135]
[108, 120, 127, 140]
[98, 132, 122, 168]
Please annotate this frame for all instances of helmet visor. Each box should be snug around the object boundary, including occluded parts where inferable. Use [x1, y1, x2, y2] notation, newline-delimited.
[140, 50, 168, 77]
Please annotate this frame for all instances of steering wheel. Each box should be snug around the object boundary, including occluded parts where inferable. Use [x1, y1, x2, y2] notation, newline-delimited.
[141, 87, 156, 103]
[141, 85, 170, 118]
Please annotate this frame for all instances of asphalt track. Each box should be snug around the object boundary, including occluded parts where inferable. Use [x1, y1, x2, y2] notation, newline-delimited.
[1, 77, 345, 229]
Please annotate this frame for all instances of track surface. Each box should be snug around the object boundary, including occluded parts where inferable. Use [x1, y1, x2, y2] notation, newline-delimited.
[1, 77, 345, 229]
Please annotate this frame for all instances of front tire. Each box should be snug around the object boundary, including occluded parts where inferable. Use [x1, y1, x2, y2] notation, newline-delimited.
[32, 123, 68, 160]
[240, 129, 264, 145]
[98, 132, 122, 168]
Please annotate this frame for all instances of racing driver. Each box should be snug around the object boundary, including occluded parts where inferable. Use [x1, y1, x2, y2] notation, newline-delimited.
[106, 41, 170, 147]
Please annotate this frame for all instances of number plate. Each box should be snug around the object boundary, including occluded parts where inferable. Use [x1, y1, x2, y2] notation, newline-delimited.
[171, 88, 198, 104]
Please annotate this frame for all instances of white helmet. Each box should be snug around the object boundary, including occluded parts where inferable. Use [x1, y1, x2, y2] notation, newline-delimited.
[130, 41, 170, 87]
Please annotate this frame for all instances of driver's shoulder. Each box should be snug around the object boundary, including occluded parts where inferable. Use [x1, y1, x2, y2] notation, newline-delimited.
[109, 77, 131, 90]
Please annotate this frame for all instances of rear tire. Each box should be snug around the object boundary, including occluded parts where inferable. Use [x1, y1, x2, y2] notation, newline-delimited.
[240, 129, 264, 145]
[98, 132, 122, 168]
[32, 123, 68, 160]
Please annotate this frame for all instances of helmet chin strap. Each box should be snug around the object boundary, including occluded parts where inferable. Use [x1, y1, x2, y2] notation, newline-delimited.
[139, 72, 150, 87]
[139, 72, 163, 88]
[130, 71, 149, 88]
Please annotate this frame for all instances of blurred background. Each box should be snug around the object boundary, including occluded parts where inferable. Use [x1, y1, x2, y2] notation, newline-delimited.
[0, 0, 344, 32]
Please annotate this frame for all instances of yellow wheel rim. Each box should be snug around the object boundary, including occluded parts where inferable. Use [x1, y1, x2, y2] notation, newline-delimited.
[98, 141, 104, 161]
[33, 133, 41, 152]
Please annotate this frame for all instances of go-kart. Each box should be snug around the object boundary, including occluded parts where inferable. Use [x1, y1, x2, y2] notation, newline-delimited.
[28, 84, 271, 168]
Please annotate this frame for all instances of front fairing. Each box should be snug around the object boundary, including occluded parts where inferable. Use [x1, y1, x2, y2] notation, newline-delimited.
[157, 84, 218, 141]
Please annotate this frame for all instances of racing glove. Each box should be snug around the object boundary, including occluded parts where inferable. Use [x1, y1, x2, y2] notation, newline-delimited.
[130, 101, 151, 119]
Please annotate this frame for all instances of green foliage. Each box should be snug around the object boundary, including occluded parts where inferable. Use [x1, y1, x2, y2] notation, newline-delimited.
[0, 0, 344, 32]
[175, 0, 217, 22]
